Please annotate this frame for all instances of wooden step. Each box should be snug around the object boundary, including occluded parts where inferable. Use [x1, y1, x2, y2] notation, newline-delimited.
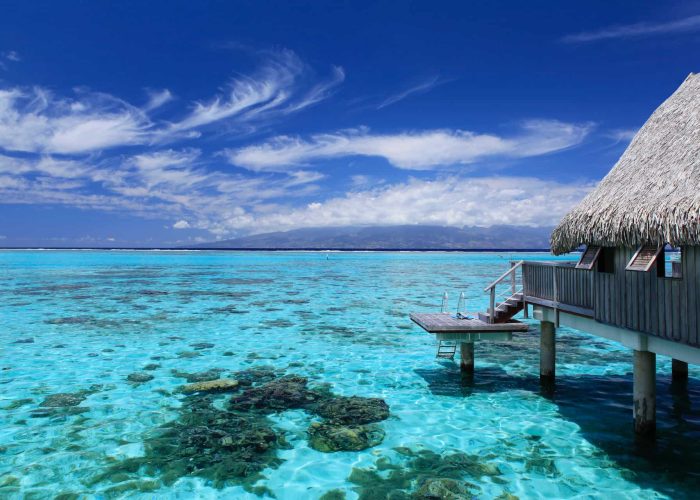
[477, 312, 491, 323]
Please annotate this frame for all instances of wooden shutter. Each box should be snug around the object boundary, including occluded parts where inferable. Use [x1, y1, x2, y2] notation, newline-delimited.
[626, 244, 662, 272]
[576, 245, 601, 270]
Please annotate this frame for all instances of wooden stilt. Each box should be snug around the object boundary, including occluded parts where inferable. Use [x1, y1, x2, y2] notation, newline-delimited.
[672, 359, 688, 382]
[540, 321, 555, 381]
[460, 342, 474, 373]
[633, 350, 656, 436]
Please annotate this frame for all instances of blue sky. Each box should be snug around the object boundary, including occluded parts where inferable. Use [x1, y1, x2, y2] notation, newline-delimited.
[0, 1, 699, 246]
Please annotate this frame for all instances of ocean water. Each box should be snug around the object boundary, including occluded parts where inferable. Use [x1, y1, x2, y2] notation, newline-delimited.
[1, 250, 700, 499]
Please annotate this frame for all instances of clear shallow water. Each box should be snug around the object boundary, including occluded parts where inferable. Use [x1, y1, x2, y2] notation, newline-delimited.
[1, 250, 699, 499]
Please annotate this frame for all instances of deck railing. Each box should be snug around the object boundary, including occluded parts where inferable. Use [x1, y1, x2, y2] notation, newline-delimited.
[516, 253, 699, 347]
[521, 261, 595, 315]
[483, 260, 524, 323]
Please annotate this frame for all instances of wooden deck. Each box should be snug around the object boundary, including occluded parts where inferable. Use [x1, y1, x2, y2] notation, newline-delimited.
[410, 312, 529, 333]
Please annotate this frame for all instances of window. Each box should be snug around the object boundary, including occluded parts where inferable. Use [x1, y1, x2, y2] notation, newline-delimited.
[657, 246, 682, 279]
[626, 244, 662, 272]
[597, 247, 615, 274]
[576, 245, 601, 270]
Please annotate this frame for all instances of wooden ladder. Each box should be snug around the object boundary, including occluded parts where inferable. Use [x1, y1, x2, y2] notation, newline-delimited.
[436, 340, 457, 360]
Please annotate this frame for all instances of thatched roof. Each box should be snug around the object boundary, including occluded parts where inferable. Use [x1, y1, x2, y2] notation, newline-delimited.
[551, 73, 700, 255]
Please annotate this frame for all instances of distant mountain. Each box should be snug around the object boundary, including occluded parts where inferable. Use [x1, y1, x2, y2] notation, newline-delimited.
[193, 225, 553, 250]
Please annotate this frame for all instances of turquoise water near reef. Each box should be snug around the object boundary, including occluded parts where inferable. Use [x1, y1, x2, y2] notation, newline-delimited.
[1, 250, 700, 499]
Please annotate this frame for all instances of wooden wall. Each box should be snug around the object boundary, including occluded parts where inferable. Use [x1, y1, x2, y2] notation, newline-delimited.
[592, 247, 700, 346]
[523, 247, 700, 347]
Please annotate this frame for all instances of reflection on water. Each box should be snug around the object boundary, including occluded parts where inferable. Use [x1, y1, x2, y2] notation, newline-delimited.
[0, 250, 698, 499]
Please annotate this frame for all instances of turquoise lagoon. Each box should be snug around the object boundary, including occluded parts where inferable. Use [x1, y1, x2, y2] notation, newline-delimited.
[1, 250, 699, 499]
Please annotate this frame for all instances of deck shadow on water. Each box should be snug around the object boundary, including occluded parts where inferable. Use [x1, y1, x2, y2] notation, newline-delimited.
[415, 365, 700, 499]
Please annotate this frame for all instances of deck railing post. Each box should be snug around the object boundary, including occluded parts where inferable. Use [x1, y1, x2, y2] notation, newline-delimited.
[489, 287, 496, 324]
[510, 261, 516, 295]
[553, 267, 559, 327]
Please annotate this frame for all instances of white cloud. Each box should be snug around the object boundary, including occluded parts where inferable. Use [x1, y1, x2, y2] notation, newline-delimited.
[0, 150, 326, 231]
[607, 128, 638, 143]
[0, 51, 20, 70]
[377, 75, 443, 109]
[207, 176, 593, 234]
[0, 88, 153, 154]
[167, 50, 344, 132]
[350, 174, 384, 187]
[226, 120, 594, 172]
[144, 89, 173, 111]
[0, 49, 343, 155]
[0, 152, 592, 238]
[562, 15, 700, 43]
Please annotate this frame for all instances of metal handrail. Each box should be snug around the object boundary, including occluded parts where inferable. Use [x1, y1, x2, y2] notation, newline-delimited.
[483, 260, 524, 292]
[484, 260, 524, 324]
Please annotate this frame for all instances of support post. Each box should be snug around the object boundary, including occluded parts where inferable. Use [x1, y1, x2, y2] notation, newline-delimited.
[672, 359, 688, 382]
[633, 350, 656, 436]
[540, 321, 555, 381]
[460, 342, 474, 373]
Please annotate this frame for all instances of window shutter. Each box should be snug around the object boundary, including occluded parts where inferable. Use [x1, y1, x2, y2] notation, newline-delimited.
[626, 244, 662, 272]
[576, 245, 601, 270]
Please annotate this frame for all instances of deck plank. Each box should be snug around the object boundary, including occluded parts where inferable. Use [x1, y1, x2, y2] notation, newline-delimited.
[409, 312, 529, 333]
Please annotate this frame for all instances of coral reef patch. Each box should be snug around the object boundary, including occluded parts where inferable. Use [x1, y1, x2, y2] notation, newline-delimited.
[346, 448, 505, 500]
[95, 367, 390, 491]
[308, 422, 385, 452]
[180, 379, 240, 394]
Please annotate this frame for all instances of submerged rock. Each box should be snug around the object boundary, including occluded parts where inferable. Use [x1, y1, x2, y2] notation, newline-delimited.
[348, 449, 500, 499]
[127, 373, 154, 384]
[180, 379, 240, 394]
[38, 385, 102, 409]
[230, 376, 321, 412]
[177, 351, 201, 358]
[190, 342, 215, 350]
[3, 398, 33, 410]
[172, 368, 223, 383]
[40, 393, 85, 407]
[316, 396, 390, 424]
[320, 490, 347, 500]
[143, 363, 161, 371]
[232, 367, 279, 386]
[413, 478, 473, 499]
[308, 421, 385, 452]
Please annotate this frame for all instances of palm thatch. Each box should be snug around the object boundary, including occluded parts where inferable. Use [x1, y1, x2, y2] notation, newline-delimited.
[551, 73, 700, 255]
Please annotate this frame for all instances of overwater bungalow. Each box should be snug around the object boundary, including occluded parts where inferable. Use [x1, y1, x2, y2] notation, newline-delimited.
[412, 72, 700, 436]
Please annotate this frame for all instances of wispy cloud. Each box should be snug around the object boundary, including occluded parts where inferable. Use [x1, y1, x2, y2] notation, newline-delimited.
[562, 14, 700, 43]
[0, 87, 158, 154]
[144, 89, 173, 111]
[0, 49, 343, 155]
[377, 75, 444, 109]
[3, 51, 20, 62]
[226, 120, 594, 172]
[0, 50, 20, 70]
[167, 49, 343, 132]
[606, 128, 638, 143]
